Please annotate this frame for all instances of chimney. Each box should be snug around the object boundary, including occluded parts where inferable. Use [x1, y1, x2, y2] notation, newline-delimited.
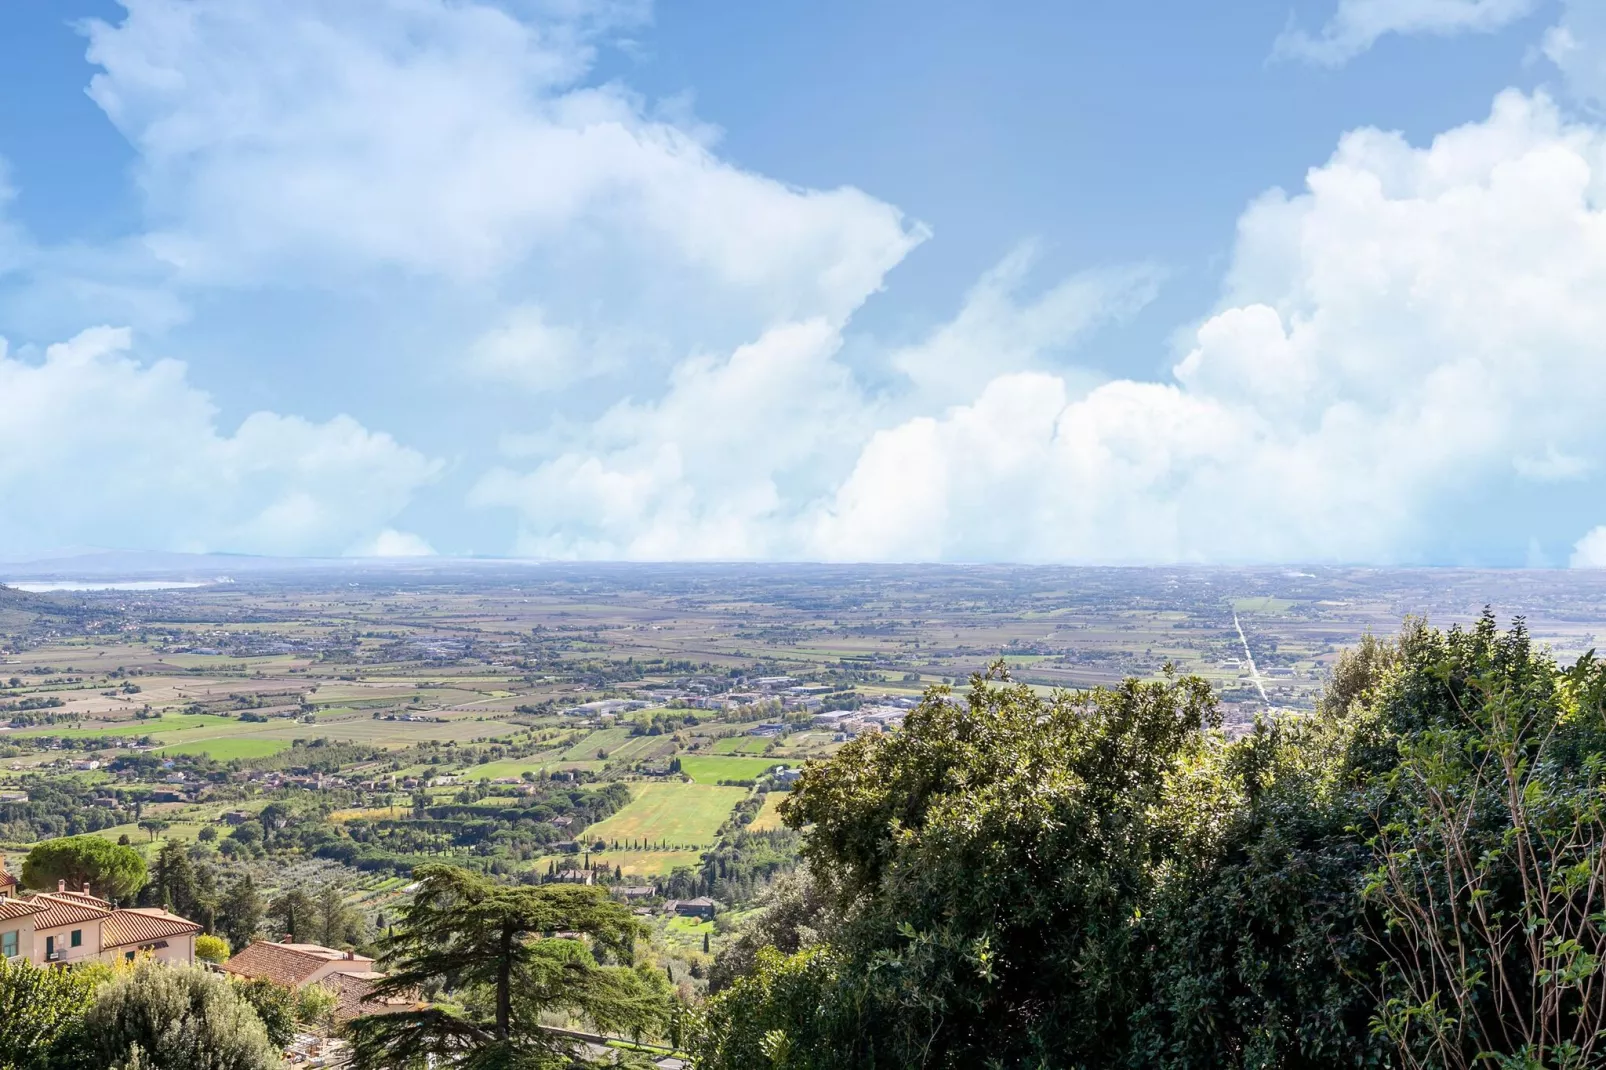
[344, 950, 355, 960]
[84, 883, 91, 898]
[58, 880, 66, 893]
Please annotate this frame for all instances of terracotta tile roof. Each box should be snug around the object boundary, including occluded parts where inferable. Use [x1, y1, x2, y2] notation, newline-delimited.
[102, 908, 201, 949]
[28, 893, 110, 930]
[0, 897, 40, 921]
[53, 891, 111, 909]
[323, 970, 416, 1021]
[0, 869, 17, 889]
[220, 940, 373, 987]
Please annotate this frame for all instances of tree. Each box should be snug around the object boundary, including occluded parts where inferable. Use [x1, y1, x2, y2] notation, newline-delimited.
[136, 819, 168, 843]
[194, 935, 229, 964]
[346, 864, 671, 1069]
[232, 978, 297, 1049]
[218, 875, 264, 951]
[73, 962, 279, 1070]
[268, 889, 316, 943]
[21, 836, 147, 901]
[141, 842, 214, 928]
[314, 883, 360, 948]
[0, 956, 95, 1070]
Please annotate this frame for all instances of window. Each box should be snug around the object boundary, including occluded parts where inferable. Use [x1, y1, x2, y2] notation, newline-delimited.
[70, 929, 82, 948]
[1, 930, 16, 958]
[45, 935, 54, 958]
[124, 951, 135, 963]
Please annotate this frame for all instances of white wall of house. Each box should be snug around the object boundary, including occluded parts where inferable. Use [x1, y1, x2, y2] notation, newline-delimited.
[33, 919, 104, 967]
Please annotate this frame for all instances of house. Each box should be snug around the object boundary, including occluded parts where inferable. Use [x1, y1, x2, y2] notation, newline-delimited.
[670, 896, 716, 920]
[0, 881, 200, 967]
[220, 940, 415, 1021]
[773, 768, 803, 787]
[612, 886, 657, 902]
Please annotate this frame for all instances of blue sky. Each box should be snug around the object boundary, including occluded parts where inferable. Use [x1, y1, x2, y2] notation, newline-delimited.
[0, 0, 1603, 565]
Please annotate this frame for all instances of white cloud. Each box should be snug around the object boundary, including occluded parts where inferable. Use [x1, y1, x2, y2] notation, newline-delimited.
[81, 0, 923, 328]
[349, 529, 437, 558]
[0, 327, 439, 557]
[1544, 0, 1606, 109]
[1573, 526, 1606, 567]
[1275, 0, 1540, 66]
[807, 91, 1606, 563]
[470, 246, 1156, 559]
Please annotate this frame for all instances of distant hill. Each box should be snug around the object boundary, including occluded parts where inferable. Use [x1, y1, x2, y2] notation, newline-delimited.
[0, 583, 103, 632]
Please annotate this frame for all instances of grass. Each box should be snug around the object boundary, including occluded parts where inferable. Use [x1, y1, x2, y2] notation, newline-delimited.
[468, 758, 554, 780]
[709, 735, 772, 755]
[748, 792, 790, 832]
[158, 737, 290, 759]
[585, 782, 747, 847]
[9, 713, 245, 740]
[677, 755, 790, 785]
[560, 727, 633, 761]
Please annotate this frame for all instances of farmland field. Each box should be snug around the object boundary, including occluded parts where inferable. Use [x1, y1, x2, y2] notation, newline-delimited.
[678, 755, 790, 784]
[159, 737, 290, 759]
[586, 782, 747, 846]
[748, 791, 791, 832]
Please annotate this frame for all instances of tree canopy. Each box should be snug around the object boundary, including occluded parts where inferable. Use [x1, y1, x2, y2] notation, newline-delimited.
[347, 863, 672, 1070]
[697, 619, 1606, 1070]
[21, 835, 147, 901]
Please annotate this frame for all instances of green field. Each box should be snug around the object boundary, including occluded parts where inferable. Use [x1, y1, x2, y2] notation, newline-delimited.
[561, 727, 634, 760]
[678, 755, 790, 784]
[468, 758, 554, 780]
[158, 737, 291, 759]
[709, 735, 772, 755]
[585, 782, 747, 846]
[748, 791, 790, 832]
[10, 713, 246, 739]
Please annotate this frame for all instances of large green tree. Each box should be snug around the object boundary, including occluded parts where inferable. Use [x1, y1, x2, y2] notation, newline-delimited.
[21, 836, 146, 901]
[217, 875, 264, 951]
[67, 962, 278, 1070]
[346, 864, 671, 1070]
[0, 957, 95, 1070]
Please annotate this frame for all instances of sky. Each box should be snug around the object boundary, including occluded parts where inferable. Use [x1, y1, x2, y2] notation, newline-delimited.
[0, 0, 1604, 566]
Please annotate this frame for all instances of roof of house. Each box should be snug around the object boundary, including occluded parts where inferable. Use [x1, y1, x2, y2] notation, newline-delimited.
[322, 970, 416, 1021]
[53, 890, 112, 909]
[28, 893, 111, 930]
[0, 897, 41, 921]
[0, 869, 17, 889]
[102, 907, 202, 949]
[220, 940, 373, 987]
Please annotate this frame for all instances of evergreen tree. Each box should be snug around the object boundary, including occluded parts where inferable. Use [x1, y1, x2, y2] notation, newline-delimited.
[346, 864, 671, 1069]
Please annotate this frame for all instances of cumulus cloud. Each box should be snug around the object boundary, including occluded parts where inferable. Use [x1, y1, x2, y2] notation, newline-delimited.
[349, 529, 437, 558]
[81, 0, 923, 328]
[0, 327, 439, 557]
[471, 245, 1157, 559]
[1275, 0, 1540, 66]
[807, 91, 1606, 563]
[1574, 527, 1606, 567]
[1545, 0, 1606, 109]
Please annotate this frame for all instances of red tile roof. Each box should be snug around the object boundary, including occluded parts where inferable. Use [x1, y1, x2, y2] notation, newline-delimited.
[322, 970, 417, 1021]
[220, 940, 373, 987]
[28, 893, 110, 930]
[0, 870, 17, 890]
[102, 908, 202, 949]
[0, 897, 40, 922]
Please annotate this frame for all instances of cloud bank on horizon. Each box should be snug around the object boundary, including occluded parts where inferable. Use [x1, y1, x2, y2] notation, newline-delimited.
[2, 0, 1605, 566]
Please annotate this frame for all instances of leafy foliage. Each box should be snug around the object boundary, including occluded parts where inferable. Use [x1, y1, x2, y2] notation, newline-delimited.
[346, 863, 671, 1070]
[71, 962, 279, 1070]
[22, 835, 147, 901]
[0, 957, 95, 1070]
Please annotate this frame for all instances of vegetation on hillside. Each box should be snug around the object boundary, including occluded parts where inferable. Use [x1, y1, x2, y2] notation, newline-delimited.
[696, 615, 1606, 1070]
